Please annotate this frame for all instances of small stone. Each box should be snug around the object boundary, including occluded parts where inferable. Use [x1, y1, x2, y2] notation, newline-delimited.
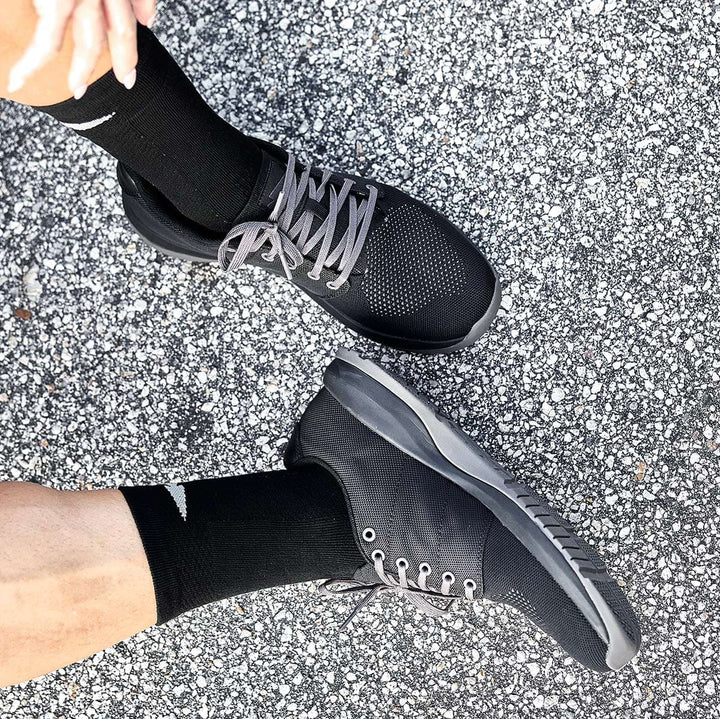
[23, 265, 43, 301]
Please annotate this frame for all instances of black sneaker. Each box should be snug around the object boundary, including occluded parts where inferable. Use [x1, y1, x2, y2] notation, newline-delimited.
[285, 350, 642, 672]
[118, 140, 500, 353]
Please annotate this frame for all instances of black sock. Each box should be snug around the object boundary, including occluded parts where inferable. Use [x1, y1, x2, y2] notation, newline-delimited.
[119, 466, 363, 624]
[35, 26, 261, 233]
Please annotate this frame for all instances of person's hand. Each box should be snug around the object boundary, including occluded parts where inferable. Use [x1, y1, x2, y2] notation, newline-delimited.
[8, 0, 157, 99]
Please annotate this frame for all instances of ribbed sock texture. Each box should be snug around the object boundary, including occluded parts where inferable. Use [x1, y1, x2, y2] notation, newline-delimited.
[119, 467, 364, 624]
[35, 25, 261, 233]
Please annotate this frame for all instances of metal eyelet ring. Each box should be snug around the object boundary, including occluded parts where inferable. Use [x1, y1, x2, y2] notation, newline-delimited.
[362, 527, 376, 542]
[419, 563, 432, 575]
[442, 572, 456, 584]
[396, 557, 409, 570]
[464, 579, 477, 591]
[371, 549, 385, 562]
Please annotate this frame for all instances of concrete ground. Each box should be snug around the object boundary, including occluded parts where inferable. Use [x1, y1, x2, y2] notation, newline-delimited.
[0, 0, 718, 716]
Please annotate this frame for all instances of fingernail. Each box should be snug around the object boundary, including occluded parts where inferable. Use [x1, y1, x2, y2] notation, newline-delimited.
[147, 13, 157, 28]
[7, 71, 25, 94]
[73, 85, 88, 100]
[123, 69, 137, 90]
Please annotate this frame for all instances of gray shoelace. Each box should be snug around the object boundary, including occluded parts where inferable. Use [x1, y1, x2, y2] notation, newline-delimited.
[217, 153, 379, 289]
[319, 550, 478, 629]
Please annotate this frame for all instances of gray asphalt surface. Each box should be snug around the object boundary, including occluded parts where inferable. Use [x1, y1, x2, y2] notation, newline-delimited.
[1, 0, 718, 716]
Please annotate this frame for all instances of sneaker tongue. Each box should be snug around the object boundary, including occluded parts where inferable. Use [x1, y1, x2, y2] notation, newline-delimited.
[230, 147, 362, 272]
[232, 149, 288, 224]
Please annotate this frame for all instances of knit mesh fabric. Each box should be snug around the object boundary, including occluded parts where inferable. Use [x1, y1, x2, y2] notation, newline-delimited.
[482, 516, 611, 673]
[323, 192, 497, 343]
[285, 388, 492, 593]
[363, 204, 466, 316]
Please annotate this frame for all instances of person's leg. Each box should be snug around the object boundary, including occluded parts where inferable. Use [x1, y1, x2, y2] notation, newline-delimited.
[0, 467, 362, 687]
[0, 482, 155, 687]
[0, 2, 261, 233]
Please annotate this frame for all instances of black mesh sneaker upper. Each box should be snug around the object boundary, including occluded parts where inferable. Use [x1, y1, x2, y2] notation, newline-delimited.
[483, 516, 613, 673]
[285, 387, 621, 671]
[119, 138, 499, 350]
[285, 388, 493, 592]
[328, 183, 498, 345]
[364, 204, 467, 316]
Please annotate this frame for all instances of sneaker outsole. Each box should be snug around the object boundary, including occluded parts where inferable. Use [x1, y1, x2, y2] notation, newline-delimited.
[322, 349, 641, 671]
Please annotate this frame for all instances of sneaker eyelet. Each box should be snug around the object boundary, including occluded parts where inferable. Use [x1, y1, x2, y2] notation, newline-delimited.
[464, 579, 477, 591]
[362, 527, 376, 542]
[396, 557, 409, 570]
[326, 279, 344, 291]
[371, 549, 385, 562]
[442, 572, 455, 584]
[418, 563, 432, 575]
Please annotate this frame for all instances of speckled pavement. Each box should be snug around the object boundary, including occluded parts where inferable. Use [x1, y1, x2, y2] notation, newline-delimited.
[0, 0, 718, 717]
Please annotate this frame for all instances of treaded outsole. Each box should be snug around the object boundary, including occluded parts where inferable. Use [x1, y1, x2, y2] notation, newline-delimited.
[323, 349, 641, 671]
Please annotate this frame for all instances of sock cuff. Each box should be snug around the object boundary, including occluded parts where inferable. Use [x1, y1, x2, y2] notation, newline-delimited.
[119, 484, 188, 624]
[119, 468, 364, 626]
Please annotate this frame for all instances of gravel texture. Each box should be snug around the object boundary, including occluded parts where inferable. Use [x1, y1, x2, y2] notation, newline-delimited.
[1, 0, 719, 716]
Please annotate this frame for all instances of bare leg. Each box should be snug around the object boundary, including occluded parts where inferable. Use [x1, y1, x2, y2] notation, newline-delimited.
[0, 1, 112, 106]
[0, 482, 155, 687]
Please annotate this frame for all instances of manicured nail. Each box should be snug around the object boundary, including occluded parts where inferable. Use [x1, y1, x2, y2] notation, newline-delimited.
[147, 13, 157, 28]
[123, 69, 137, 90]
[73, 85, 87, 100]
[7, 71, 25, 94]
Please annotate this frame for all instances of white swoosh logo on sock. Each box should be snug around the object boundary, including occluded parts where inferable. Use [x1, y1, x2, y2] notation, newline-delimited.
[165, 484, 187, 521]
[62, 112, 116, 131]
